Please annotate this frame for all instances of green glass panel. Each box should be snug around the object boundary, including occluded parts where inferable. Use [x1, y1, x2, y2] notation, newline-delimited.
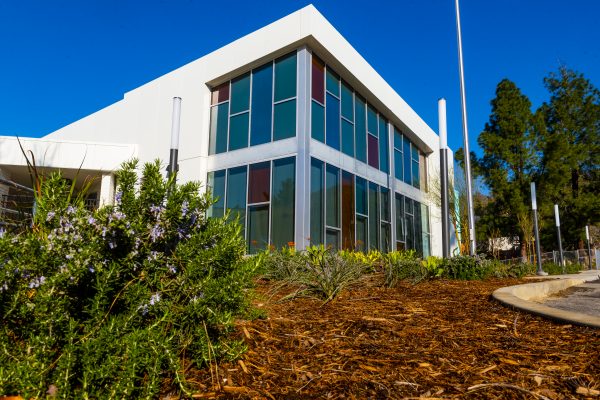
[354, 96, 367, 162]
[381, 223, 391, 252]
[228, 112, 249, 151]
[326, 69, 339, 96]
[311, 101, 325, 142]
[251, 63, 273, 146]
[380, 187, 390, 222]
[207, 170, 225, 218]
[378, 116, 389, 173]
[273, 99, 296, 140]
[310, 158, 324, 245]
[405, 198, 414, 250]
[403, 136, 412, 184]
[421, 203, 430, 258]
[394, 149, 403, 181]
[355, 176, 367, 215]
[271, 157, 295, 249]
[414, 201, 423, 255]
[248, 204, 269, 254]
[356, 215, 367, 253]
[368, 182, 379, 250]
[274, 52, 297, 101]
[412, 159, 420, 189]
[209, 103, 228, 154]
[325, 93, 340, 150]
[394, 127, 402, 150]
[395, 193, 405, 242]
[367, 106, 377, 136]
[226, 166, 247, 237]
[341, 81, 353, 120]
[325, 229, 340, 250]
[341, 119, 354, 157]
[325, 164, 340, 228]
[230, 73, 250, 114]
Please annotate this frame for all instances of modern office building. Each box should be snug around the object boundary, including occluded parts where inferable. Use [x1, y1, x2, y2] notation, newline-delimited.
[0, 5, 453, 256]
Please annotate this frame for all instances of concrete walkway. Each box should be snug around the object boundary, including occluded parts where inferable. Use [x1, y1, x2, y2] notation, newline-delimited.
[492, 270, 600, 328]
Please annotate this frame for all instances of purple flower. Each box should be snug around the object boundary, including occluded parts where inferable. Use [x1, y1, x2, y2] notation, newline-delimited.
[0, 228, 6, 238]
[66, 205, 75, 214]
[168, 264, 177, 274]
[115, 191, 123, 204]
[147, 251, 159, 262]
[150, 224, 164, 242]
[149, 293, 161, 306]
[0, 283, 8, 292]
[65, 254, 73, 260]
[87, 216, 97, 225]
[89, 266, 95, 273]
[181, 201, 189, 217]
[108, 241, 116, 249]
[46, 211, 56, 222]
[28, 276, 46, 289]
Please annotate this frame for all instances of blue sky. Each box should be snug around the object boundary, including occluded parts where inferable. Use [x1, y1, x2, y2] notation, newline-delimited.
[1, 0, 599, 156]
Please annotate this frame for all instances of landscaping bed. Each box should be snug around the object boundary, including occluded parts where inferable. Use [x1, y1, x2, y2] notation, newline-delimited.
[185, 275, 600, 399]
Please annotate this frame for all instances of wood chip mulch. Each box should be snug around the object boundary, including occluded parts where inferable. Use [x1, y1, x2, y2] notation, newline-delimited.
[184, 275, 600, 399]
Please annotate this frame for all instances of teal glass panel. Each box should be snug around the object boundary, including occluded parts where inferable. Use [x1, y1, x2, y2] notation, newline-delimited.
[271, 157, 295, 249]
[394, 127, 402, 149]
[274, 52, 297, 101]
[367, 105, 377, 136]
[354, 96, 367, 162]
[325, 164, 340, 228]
[411, 143, 419, 160]
[421, 203, 430, 257]
[251, 63, 273, 146]
[356, 215, 367, 252]
[209, 103, 228, 154]
[326, 69, 339, 96]
[326, 93, 340, 150]
[228, 112, 249, 151]
[248, 205, 269, 254]
[207, 170, 225, 218]
[394, 149, 403, 181]
[273, 99, 296, 140]
[395, 193, 405, 242]
[378, 116, 389, 173]
[381, 223, 391, 252]
[412, 159, 420, 189]
[341, 119, 354, 157]
[414, 201, 423, 255]
[230, 73, 250, 114]
[405, 198, 414, 250]
[325, 229, 340, 250]
[368, 182, 379, 250]
[380, 187, 390, 222]
[311, 101, 325, 142]
[355, 176, 367, 215]
[341, 81, 353, 120]
[403, 136, 411, 184]
[226, 166, 247, 236]
[310, 158, 324, 245]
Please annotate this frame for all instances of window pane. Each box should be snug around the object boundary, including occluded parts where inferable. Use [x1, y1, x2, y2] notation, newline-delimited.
[209, 103, 229, 155]
[355, 176, 367, 215]
[341, 81, 353, 120]
[419, 152, 427, 191]
[325, 229, 340, 250]
[207, 170, 225, 218]
[394, 127, 402, 150]
[271, 157, 295, 249]
[367, 134, 379, 169]
[355, 96, 367, 162]
[368, 182, 379, 250]
[311, 101, 325, 142]
[395, 193, 405, 242]
[356, 216, 367, 252]
[226, 166, 247, 236]
[230, 73, 250, 114]
[273, 99, 296, 140]
[248, 161, 270, 204]
[228, 112, 249, 151]
[325, 164, 340, 228]
[211, 82, 229, 105]
[311, 55, 325, 104]
[310, 158, 324, 245]
[394, 149, 403, 181]
[325, 93, 340, 150]
[403, 136, 411, 184]
[248, 205, 269, 254]
[341, 171, 355, 250]
[367, 106, 377, 136]
[412, 159, 420, 189]
[411, 143, 419, 160]
[251, 63, 273, 146]
[274, 52, 296, 101]
[341, 119, 354, 157]
[380, 187, 390, 222]
[414, 201, 423, 255]
[326, 69, 339, 96]
[378, 116, 389, 173]
[405, 197, 414, 250]
[381, 223, 391, 253]
[421, 203, 430, 258]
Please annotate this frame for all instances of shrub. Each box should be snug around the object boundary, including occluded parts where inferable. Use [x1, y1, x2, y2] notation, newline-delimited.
[338, 249, 383, 271]
[441, 255, 486, 280]
[542, 261, 582, 275]
[384, 250, 426, 286]
[0, 160, 258, 398]
[421, 256, 444, 278]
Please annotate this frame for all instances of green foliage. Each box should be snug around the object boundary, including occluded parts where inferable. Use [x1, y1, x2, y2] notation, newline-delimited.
[338, 249, 383, 270]
[421, 256, 444, 278]
[440, 255, 484, 280]
[0, 160, 256, 398]
[384, 250, 426, 286]
[541, 261, 582, 275]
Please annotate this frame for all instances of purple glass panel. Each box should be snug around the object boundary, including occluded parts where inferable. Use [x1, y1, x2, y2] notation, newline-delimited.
[367, 134, 379, 169]
[248, 162, 271, 204]
[211, 82, 230, 105]
[312, 56, 325, 104]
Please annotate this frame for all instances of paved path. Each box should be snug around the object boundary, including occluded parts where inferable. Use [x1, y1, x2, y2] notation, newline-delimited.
[542, 279, 600, 317]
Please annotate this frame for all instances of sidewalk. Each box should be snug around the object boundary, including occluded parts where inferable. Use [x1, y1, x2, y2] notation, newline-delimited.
[492, 269, 600, 328]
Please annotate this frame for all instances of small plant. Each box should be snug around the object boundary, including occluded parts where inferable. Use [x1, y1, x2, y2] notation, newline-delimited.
[542, 261, 582, 275]
[441, 255, 484, 280]
[384, 250, 426, 286]
[422, 256, 444, 278]
[338, 249, 382, 271]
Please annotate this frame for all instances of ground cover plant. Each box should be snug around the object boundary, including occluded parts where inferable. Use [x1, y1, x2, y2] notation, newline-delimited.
[0, 160, 259, 399]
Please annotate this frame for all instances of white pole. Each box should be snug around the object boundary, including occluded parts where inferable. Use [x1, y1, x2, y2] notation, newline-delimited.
[168, 97, 182, 179]
[554, 204, 564, 269]
[438, 99, 450, 257]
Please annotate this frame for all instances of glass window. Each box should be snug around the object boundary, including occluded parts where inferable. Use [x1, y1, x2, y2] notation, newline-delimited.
[355, 177, 367, 215]
[274, 52, 297, 101]
[248, 205, 269, 254]
[326, 69, 339, 96]
[325, 164, 340, 228]
[250, 63, 273, 146]
[226, 166, 247, 236]
[367, 105, 377, 136]
[326, 229, 340, 250]
[311, 101, 325, 142]
[209, 103, 229, 155]
[405, 197, 414, 250]
[341, 81, 353, 120]
[230, 73, 250, 114]
[419, 152, 427, 192]
[273, 99, 296, 140]
[412, 159, 420, 189]
[207, 170, 226, 218]
[311, 55, 325, 104]
[414, 201, 423, 255]
[310, 158, 324, 245]
[368, 182, 379, 250]
[211, 82, 229, 105]
[271, 157, 295, 249]
[394, 127, 403, 149]
[341, 119, 354, 157]
[354, 96, 367, 162]
[367, 134, 379, 169]
[228, 112, 249, 151]
[378, 116, 389, 173]
[356, 215, 367, 252]
[248, 162, 270, 204]
[381, 223, 391, 252]
[394, 150, 403, 181]
[421, 203, 431, 258]
[380, 187, 390, 222]
[341, 171, 355, 250]
[326, 93, 340, 150]
[395, 193, 405, 244]
[403, 136, 411, 185]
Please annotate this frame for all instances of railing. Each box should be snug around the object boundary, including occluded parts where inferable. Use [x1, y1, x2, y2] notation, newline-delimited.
[498, 249, 598, 270]
[0, 178, 35, 230]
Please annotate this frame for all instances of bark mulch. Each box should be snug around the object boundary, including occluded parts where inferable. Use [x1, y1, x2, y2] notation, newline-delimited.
[186, 275, 600, 399]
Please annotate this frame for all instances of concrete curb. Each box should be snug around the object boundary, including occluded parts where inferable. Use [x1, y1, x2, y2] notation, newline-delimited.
[492, 271, 600, 329]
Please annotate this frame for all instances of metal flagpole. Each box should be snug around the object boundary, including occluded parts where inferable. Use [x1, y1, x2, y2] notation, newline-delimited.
[531, 182, 546, 276]
[554, 204, 564, 270]
[455, 0, 477, 255]
[168, 97, 182, 181]
[438, 99, 450, 258]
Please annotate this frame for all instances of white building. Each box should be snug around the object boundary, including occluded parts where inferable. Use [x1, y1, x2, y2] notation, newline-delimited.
[0, 5, 453, 256]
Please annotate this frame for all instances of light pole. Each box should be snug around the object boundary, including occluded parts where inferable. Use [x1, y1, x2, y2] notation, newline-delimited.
[455, 0, 476, 255]
[554, 204, 564, 271]
[438, 98, 450, 258]
[586, 225, 594, 270]
[167, 97, 182, 181]
[531, 182, 546, 275]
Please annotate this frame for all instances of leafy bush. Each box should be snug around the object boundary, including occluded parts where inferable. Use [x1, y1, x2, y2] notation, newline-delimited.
[542, 261, 582, 275]
[0, 160, 258, 399]
[338, 249, 383, 271]
[384, 250, 426, 286]
[421, 256, 444, 278]
[440, 255, 487, 280]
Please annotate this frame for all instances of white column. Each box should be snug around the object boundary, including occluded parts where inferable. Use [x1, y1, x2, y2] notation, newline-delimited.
[99, 173, 115, 207]
[295, 47, 311, 250]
